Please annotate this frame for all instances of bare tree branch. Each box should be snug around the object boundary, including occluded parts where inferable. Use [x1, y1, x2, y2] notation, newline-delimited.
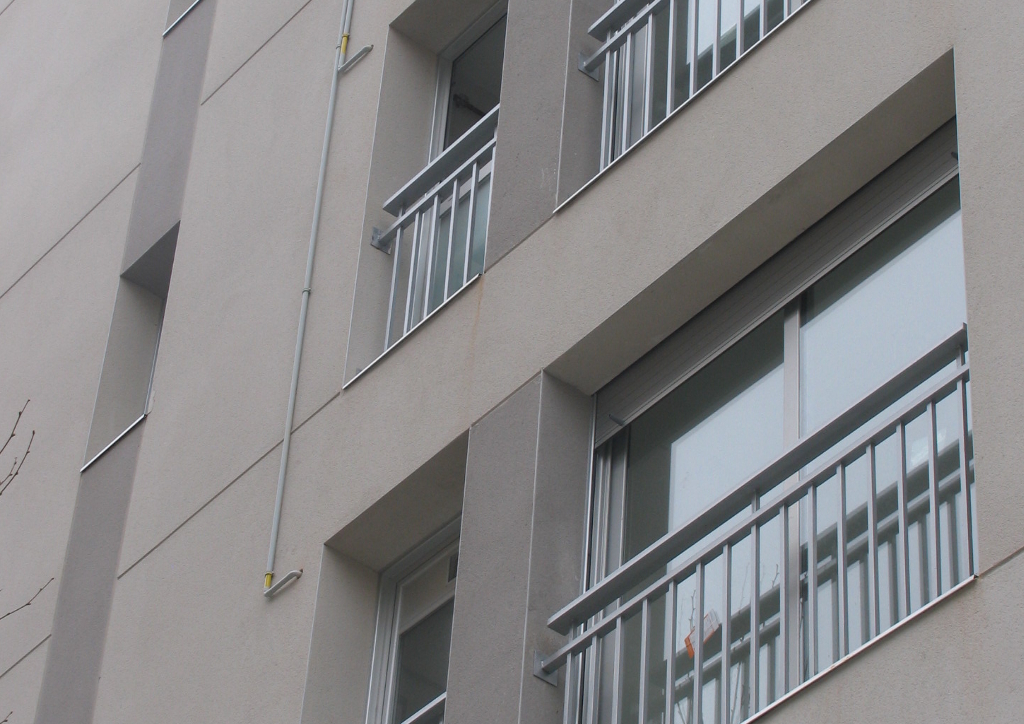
[0, 578, 54, 623]
[0, 429, 33, 498]
[0, 400, 29, 460]
[1, 710, 12, 723]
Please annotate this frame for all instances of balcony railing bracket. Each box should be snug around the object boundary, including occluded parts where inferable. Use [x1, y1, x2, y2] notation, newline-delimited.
[578, 52, 601, 81]
[533, 650, 559, 687]
[370, 226, 393, 254]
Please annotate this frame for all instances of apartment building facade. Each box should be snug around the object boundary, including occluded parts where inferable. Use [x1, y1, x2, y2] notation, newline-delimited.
[1, 0, 1022, 722]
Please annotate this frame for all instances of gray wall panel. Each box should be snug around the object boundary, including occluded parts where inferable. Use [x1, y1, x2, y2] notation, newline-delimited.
[33, 422, 145, 724]
[122, 0, 217, 276]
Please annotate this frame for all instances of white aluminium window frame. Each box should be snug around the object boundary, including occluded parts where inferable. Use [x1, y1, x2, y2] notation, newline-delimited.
[364, 518, 461, 724]
[545, 121, 973, 724]
[427, 0, 508, 160]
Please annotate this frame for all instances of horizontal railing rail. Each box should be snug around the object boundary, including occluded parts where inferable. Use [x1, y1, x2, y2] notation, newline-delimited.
[374, 137, 496, 253]
[383, 105, 499, 216]
[542, 330, 975, 724]
[586, 0, 810, 168]
[589, 0, 660, 39]
[547, 326, 968, 636]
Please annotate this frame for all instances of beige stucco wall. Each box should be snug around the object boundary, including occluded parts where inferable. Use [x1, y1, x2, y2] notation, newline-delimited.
[2, 0, 1023, 721]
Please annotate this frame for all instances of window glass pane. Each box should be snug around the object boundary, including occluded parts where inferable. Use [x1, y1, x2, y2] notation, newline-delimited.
[468, 171, 490, 278]
[622, 312, 784, 564]
[445, 16, 506, 147]
[392, 599, 454, 724]
[427, 201, 452, 315]
[800, 180, 965, 436]
[695, 0, 715, 89]
[765, 0, 784, 32]
[629, 25, 648, 146]
[719, 0, 739, 70]
[447, 179, 472, 296]
[673, 0, 692, 108]
[742, 0, 760, 53]
[651, 7, 670, 126]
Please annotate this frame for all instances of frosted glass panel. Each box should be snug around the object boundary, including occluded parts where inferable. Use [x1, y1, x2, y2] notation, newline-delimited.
[800, 180, 965, 435]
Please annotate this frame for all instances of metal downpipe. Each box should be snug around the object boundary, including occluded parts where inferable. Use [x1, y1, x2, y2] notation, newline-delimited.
[264, 0, 355, 594]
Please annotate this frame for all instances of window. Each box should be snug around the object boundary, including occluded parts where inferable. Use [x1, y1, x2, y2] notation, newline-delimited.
[540, 125, 976, 724]
[374, 7, 507, 351]
[431, 13, 507, 157]
[366, 525, 460, 724]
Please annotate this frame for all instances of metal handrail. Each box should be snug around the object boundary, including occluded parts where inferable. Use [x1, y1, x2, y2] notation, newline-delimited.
[546, 327, 967, 636]
[375, 138, 496, 251]
[383, 105, 499, 216]
[582, 0, 668, 72]
[398, 693, 446, 724]
[588, 0, 657, 40]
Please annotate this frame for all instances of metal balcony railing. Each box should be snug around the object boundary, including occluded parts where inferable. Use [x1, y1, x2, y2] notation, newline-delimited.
[540, 328, 976, 724]
[584, 0, 809, 168]
[374, 106, 497, 350]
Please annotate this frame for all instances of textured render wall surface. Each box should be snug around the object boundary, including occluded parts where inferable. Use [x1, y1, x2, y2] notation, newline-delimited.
[0, 0, 166, 696]
[0, 171, 138, 722]
[0, 0, 172, 715]
[0, 0, 164, 295]
[33, 422, 145, 724]
[65, 0, 1024, 724]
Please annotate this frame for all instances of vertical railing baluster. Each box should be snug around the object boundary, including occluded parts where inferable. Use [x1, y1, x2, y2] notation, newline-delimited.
[750, 520, 760, 714]
[600, 44, 614, 168]
[403, 212, 421, 334]
[443, 179, 458, 301]
[760, 0, 767, 37]
[693, 561, 706, 724]
[737, 0, 744, 57]
[478, 155, 494, 273]
[866, 444, 879, 638]
[808, 486, 818, 678]
[666, 0, 677, 111]
[643, 16, 655, 134]
[463, 162, 478, 285]
[927, 401, 941, 600]
[666, 582, 677, 724]
[584, 637, 599, 724]
[563, 650, 579, 724]
[638, 599, 650, 724]
[721, 543, 732, 724]
[713, 0, 722, 78]
[688, 0, 698, 98]
[611, 617, 624, 724]
[836, 464, 848, 659]
[620, 34, 633, 156]
[422, 194, 439, 320]
[896, 422, 911, 620]
[957, 376, 974, 577]
[780, 505, 790, 692]
[385, 218, 403, 348]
